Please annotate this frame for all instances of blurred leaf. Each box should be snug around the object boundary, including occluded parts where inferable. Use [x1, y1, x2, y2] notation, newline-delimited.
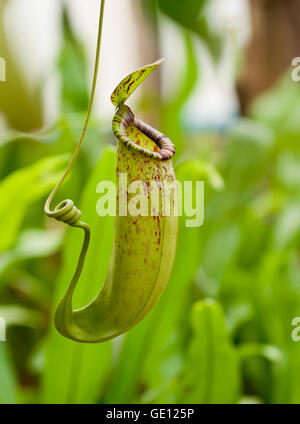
[238, 343, 285, 365]
[0, 343, 17, 404]
[163, 33, 198, 157]
[177, 299, 239, 403]
[201, 224, 241, 291]
[224, 118, 274, 182]
[0, 229, 63, 279]
[0, 126, 62, 149]
[0, 155, 67, 253]
[0, 306, 44, 329]
[59, 8, 89, 113]
[276, 151, 300, 190]
[250, 74, 300, 134]
[272, 201, 300, 249]
[222, 118, 274, 194]
[250, 190, 283, 220]
[27, 340, 45, 375]
[158, 0, 222, 59]
[228, 118, 274, 150]
[42, 147, 115, 404]
[226, 303, 253, 336]
[177, 158, 224, 191]
[275, 343, 300, 404]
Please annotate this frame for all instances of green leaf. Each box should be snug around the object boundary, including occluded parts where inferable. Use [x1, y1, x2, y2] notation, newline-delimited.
[201, 224, 241, 290]
[0, 155, 67, 253]
[177, 158, 224, 191]
[111, 59, 164, 107]
[0, 344, 17, 404]
[58, 8, 89, 113]
[228, 118, 275, 150]
[0, 306, 44, 328]
[158, 0, 206, 32]
[162, 32, 198, 157]
[272, 201, 300, 249]
[158, 0, 222, 60]
[177, 299, 240, 404]
[250, 74, 300, 134]
[276, 151, 300, 190]
[0, 125, 62, 149]
[238, 343, 285, 365]
[41, 147, 115, 404]
[0, 229, 63, 280]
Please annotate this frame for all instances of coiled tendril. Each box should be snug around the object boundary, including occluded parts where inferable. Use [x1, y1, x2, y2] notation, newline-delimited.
[48, 199, 82, 226]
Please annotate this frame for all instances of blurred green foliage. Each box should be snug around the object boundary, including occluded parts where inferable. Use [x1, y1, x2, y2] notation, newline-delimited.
[158, 0, 222, 59]
[0, 1, 300, 405]
[0, 0, 43, 131]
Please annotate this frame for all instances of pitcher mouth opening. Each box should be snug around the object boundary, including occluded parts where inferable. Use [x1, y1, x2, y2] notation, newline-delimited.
[112, 105, 176, 160]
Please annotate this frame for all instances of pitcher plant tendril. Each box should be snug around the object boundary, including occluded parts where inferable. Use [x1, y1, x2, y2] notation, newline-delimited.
[44, 1, 178, 343]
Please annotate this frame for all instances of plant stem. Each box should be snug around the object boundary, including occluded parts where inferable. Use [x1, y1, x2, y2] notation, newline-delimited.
[45, 0, 106, 210]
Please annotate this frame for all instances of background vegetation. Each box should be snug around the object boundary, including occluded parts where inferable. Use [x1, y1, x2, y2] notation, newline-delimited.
[1, 0, 300, 404]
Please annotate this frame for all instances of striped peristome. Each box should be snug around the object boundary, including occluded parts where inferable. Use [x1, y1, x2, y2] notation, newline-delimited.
[112, 104, 176, 160]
